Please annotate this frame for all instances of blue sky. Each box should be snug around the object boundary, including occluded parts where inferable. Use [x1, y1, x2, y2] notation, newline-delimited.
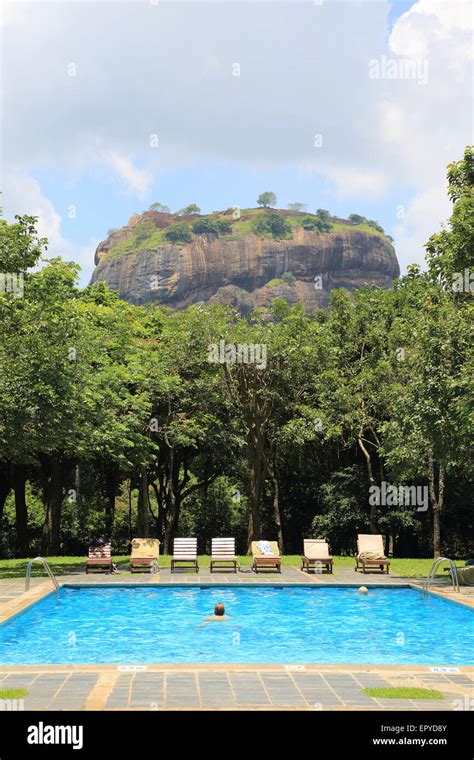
[2, 0, 472, 285]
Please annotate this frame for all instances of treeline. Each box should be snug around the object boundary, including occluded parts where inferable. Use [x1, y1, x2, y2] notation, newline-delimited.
[0, 149, 472, 559]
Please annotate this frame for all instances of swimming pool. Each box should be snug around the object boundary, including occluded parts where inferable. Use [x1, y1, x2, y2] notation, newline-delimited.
[0, 585, 472, 665]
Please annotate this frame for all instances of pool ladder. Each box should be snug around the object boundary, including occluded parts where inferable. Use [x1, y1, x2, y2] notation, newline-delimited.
[25, 556, 60, 595]
[423, 556, 459, 597]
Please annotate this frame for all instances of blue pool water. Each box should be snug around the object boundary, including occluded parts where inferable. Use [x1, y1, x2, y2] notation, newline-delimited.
[0, 586, 472, 665]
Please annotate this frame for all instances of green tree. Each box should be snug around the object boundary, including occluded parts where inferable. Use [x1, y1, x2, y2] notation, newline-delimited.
[257, 192, 277, 208]
[315, 209, 331, 222]
[381, 276, 472, 557]
[163, 223, 193, 244]
[425, 145, 474, 289]
[0, 212, 46, 273]
[179, 204, 201, 215]
[149, 202, 171, 213]
[287, 203, 307, 212]
[143, 305, 239, 552]
[348, 213, 366, 225]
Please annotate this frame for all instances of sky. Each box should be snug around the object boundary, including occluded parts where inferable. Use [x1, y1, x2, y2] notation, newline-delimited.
[1, 0, 473, 286]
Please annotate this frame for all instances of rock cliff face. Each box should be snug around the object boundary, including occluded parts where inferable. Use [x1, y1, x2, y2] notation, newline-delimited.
[91, 210, 400, 313]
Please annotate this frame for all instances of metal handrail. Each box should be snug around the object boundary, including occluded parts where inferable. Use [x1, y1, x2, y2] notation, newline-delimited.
[423, 556, 460, 596]
[25, 556, 60, 594]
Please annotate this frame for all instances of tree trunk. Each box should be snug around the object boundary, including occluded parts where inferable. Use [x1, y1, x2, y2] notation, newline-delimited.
[128, 475, 133, 545]
[163, 489, 179, 555]
[269, 444, 283, 552]
[11, 463, 29, 557]
[358, 435, 378, 533]
[428, 449, 444, 558]
[163, 460, 184, 554]
[41, 457, 63, 555]
[151, 479, 165, 542]
[272, 472, 283, 553]
[136, 464, 150, 537]
[0, 462, 11, 521]
[247, 433, 266, 552]
[432, 506, 441, 558]
[104, 463, 117, 538]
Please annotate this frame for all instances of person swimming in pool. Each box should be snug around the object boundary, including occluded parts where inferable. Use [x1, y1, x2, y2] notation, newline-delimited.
[197, 602, 229, 627]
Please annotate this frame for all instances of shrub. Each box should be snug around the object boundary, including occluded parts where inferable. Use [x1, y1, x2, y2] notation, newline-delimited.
[191, 218, 219, 234]
[315, 209, 331, 222]
[281, 271, 296, 285]
[254, 213, 291, 239]
[367, 219, 385, 233]
[348, 213, 366, 225]
[216, 219, 233, 234]
[163, 223, 193, 244]
[301, 217, 332, 233]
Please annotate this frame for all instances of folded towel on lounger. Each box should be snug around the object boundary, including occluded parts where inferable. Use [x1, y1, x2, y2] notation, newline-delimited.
[257, 540, 274, 556]
[359, 551, 385, 560]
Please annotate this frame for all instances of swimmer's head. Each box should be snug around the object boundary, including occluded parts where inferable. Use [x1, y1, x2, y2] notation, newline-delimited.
[358, 586, 368, 595]
[214, 602, 225, 616]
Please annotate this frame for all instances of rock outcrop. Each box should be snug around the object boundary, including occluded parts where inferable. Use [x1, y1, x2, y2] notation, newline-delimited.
[90, 210, 400, 312]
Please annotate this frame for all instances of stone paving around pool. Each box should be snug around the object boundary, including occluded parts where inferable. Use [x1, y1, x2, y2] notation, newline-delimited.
[0, 565, 472, 712]
[0, 667, 472, 712]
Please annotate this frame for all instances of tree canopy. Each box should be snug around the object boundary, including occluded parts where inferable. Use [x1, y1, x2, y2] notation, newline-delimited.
[0, 149, 472, 560]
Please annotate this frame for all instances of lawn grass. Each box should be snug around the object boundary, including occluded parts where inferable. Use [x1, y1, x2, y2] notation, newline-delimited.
[363, 687, 444, 700]
[0, 688, 28, 699]
[0, 555, 459, 579]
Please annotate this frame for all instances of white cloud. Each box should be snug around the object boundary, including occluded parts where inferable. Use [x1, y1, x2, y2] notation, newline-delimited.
[390, 0, 474, 59]
[323, 167, 388, 199]
[102, 152, 152, 197]
[1, 0, 472, 274]
[393, 182, 451, 272]
[2, 171, 99, 283]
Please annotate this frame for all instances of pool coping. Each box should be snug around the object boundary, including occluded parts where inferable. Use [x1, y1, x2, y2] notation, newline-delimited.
[0, 663, 473, 673]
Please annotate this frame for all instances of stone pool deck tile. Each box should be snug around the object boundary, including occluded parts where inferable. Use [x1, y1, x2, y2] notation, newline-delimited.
[1, 667, 469, 711]
[259, 674, 307, 706]
[198, 673, 235, 708]
[0, 580, 57, 624]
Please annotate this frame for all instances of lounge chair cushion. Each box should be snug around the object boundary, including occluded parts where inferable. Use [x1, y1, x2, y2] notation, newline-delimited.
[131, 538, 160, 558]
[304, 540, 331, 559]
[357, 534, 386, 558]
